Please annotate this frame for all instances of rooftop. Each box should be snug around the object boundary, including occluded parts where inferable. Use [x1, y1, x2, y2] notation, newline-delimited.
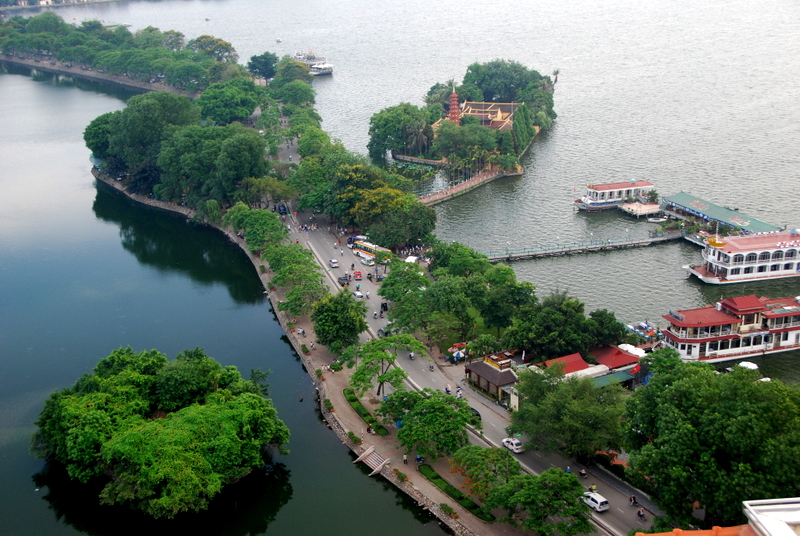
[663, 192, 780, 233]
[591, 345, 641, 369]
[586, 180, 653, 191]
[664, 305, 740, 328]
[708, 231, 800, 254]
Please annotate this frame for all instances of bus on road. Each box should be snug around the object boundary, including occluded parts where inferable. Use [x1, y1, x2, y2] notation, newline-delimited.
[352, 240, 391, 260]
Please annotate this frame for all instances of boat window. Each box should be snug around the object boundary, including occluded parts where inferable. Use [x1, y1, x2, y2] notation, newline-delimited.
[757, 265, 767, 273]
[742, 338, 752, 347]
[784, 263, 794, 270]
[786, 249, 797, 259]
[733, 254, 744, 264]
[746, 253, 758, 263]
[783, 332, 790, 341]
[744, 266, 754, 274]
[770, 264, 780, 272]
[730, 268, 740, 275]
[772, 250, 784, 260]
[758, 251, 771, 261]
[753, 335, 762, 345]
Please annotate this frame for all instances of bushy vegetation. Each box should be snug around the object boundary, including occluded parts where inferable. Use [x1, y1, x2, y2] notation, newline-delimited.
[31, 347, 289, 519]
[342, 388, 389, 435]
[418, 465, 495, 522]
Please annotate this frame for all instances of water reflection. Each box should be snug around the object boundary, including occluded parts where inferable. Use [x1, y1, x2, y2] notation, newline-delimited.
[92, 182, 265, 305]
[1, 63, 140, 101]
[33, 461, 292, 536]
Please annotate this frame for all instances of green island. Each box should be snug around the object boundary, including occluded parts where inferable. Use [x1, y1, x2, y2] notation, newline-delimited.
[31, 347, 289, 519]
[12, 12, 800, 533]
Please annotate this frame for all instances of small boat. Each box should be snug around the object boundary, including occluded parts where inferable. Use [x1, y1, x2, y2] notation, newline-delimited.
[205, 17, 210, 21]
[276, 38, 282, 43]
[647, 217, 667, 223]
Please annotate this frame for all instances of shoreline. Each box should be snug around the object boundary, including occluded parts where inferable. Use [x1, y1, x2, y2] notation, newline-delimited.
[1, 55, 200, 98]
[92, 169, 480, 536]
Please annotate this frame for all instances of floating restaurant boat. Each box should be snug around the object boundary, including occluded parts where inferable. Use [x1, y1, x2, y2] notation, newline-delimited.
[574, 180, 654, 212]
[684, 229, 800, 284]
[662, 295, 800, 363]
[309, 63, 334, 76]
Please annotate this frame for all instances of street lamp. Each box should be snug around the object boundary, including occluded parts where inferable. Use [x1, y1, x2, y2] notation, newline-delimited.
[506, 241, 510, 257]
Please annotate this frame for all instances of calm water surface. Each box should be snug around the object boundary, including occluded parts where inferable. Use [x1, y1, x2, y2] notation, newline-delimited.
[2, 0, 800, 533]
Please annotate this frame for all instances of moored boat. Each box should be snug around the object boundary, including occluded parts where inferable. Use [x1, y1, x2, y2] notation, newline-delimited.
[684, 229, 800, 284]
[309, 63, 334, 76]
[662, 295, 800, 363]
[574, 180, 654, 211]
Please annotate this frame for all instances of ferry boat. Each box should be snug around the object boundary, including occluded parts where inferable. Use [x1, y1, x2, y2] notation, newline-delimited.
[309, 63, 334, 76]
[573, 180, 654, 211]
[662, 295, 800, 363]
[684, 229, 800, 284]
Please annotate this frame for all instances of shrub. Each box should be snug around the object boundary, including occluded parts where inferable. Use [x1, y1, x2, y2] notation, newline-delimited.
[315, 368, 323, 378]
[342, 388, 389, 435]
[330, 362, 343, 372]
[440, 503, 457, 517]
[323, 398, 334, 411]
[300, 344, 309, 354]
[418, 464, 495, 522]
[347, 431, 362, 444]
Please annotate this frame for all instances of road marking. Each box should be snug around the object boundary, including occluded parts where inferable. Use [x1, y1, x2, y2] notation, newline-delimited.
[489, 422, 496, 427]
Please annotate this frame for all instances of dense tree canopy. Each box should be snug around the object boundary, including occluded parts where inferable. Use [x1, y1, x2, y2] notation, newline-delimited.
[247, 50, 279, 79]
[197, 77, 265, 125]
[379, 388, 476, 459]
[311, 290, 368, 355]
[511, 366, 625, 459]
[622, 350, 800, 527]
[31, 347, 289, 519]
[348, 335, 424, 396]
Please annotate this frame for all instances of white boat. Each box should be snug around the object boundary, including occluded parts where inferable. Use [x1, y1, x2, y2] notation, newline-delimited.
[309, 63, 334, 76]
[573, 180, 654, 212]
[684, 229, 800, 284]
[662, 295, 800, 363]
[292, 50, 327, 66]
[647, 217, 667, 223]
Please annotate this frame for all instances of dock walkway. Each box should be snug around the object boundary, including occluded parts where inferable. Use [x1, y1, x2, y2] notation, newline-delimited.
[484, 230, 683, 262]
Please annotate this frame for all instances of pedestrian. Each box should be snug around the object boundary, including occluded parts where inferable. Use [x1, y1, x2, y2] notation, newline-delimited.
[333, 242, 337, 249]
[340, 249, 344, 256]
[310, 342, 315, 350]
[403, 454, 408, 465]
[629, 495, 637, 506]
[565, 466, 571, 474]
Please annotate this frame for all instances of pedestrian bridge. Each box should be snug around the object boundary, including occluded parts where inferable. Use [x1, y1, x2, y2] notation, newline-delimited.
[484, 231, 684, 262]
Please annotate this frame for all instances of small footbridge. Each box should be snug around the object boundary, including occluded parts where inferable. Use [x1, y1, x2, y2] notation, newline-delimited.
[484, 230, 684, 263]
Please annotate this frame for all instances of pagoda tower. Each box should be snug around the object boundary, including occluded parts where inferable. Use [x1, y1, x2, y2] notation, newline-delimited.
[447, 90, 461, 125]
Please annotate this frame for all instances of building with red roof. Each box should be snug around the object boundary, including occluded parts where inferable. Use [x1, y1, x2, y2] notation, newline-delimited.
[542, 353, 590, 374]
[590, 345, 641, 369]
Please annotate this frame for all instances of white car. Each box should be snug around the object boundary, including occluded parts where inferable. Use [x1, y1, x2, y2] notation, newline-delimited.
[329, 259, 340, 268]
[360, 257, 375, 266]
[583, 492, 610, 512]
[501, 437, 524, 454]
[352, 291, 364, 299]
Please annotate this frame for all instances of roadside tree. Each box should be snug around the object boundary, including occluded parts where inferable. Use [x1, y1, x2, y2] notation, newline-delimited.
[510, 367, 624, 459]
[349, 335, 424, 397]
[451, 445, 521, 502]
[247, 50, 278, 79]
[484, 469, 592, 536]
[311, 290, 368, 355]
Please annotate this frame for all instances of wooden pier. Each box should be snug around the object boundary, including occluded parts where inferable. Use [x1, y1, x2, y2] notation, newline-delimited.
[484, 230, 684, 262]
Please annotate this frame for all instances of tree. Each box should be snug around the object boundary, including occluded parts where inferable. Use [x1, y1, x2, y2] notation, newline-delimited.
[428, 241, 491, 277]
[451, 445, 521, 502]
[462, 59, 545, 103]
[30, 347, 289, 519]
[348, 335, 424, 396]
[380, 388, 476, 459]
[586, 308, 628, 347]
[622, 351, 800, 527]
[296, 125, 330, 157]
[274, 79, 315, 106]
[484, 469, 592, 536]
[511, 368, 625, 459]
[311, 290, 368, 355]
[186, 34, 238, 63]
[196, 78, 263, 125]
[366, 200, 437, 250]
[83, 111, 120, 159]
[479, 264, 537, 335]
[367, 102, 430, 161]
[248, 51, 278, 79]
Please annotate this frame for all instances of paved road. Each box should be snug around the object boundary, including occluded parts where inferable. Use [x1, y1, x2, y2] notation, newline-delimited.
[284, 202, 658, 536]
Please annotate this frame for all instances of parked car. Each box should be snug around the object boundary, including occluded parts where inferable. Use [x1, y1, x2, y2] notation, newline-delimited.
[352, 291, 364, 299]
[353, 271, 363, 280]
[501, 437, 524, 454]
[583, 492, 609, 512]
[337, 276, 349, 287]
[278, 203, 287, 215]
[360, 258, 375, 266]
[329, 259, 340, 268]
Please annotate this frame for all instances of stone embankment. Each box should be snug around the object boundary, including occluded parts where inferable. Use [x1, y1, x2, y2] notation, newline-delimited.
[1, 55, 199, 98]
[92, 169, 483, 535]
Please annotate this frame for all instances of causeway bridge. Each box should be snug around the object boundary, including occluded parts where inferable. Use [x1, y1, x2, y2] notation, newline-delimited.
[484, 230, 684, 263]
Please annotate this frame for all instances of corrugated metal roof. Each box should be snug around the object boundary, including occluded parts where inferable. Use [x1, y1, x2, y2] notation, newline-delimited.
[663, 192, 780, 233]
[593, 371, 634, 388]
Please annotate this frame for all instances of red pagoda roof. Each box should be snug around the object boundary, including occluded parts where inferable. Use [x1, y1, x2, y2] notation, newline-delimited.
[586, 180, 653, 191]
[721, 295, 764, 313]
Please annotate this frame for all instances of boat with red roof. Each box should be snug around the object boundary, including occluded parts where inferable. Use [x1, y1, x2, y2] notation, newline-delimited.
[684, 229, 800, 284]
[662, 295, 800, 362]
[574, 180, 654, 212]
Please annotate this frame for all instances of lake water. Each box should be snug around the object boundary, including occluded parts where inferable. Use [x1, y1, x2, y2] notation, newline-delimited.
[2, 0, 800, 533]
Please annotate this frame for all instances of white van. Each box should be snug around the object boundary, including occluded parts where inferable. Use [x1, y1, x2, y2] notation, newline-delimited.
[583, 492, 609, 512]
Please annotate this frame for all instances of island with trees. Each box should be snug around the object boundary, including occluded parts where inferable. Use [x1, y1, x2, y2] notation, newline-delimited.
[31, 347, 289, 519]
